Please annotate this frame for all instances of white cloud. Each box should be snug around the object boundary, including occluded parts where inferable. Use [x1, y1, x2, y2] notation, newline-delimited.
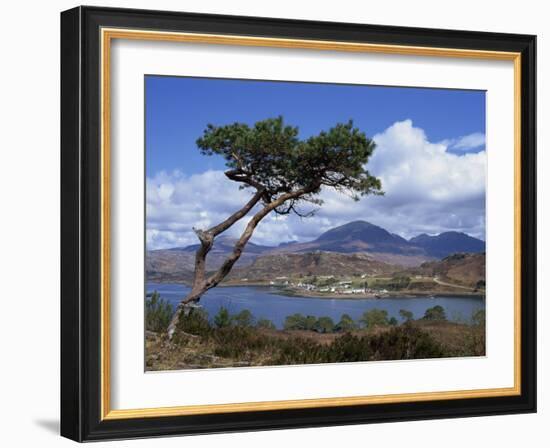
[146, 120, 486, 249]
[370, 120, 486, 204]
[442, 131, 486, 152]
[146, 170, 253, 249]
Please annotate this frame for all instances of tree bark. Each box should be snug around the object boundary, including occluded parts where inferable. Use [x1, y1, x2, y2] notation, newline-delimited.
[167, 184, 319, 339]
[166, 188, 264, 339]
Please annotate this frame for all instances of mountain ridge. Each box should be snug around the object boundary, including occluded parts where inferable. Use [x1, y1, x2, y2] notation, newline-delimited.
[273, 221, 423, 256]
[409, 231, 485, 258]
[159, 220, 484, 259]
[146, 221, 485, 281]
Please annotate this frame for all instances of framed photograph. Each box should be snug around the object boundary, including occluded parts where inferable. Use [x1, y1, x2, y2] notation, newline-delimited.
[61, 6, 536, 441]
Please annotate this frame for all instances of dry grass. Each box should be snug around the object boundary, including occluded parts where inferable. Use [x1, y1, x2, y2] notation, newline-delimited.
[146, 320, 484, 371]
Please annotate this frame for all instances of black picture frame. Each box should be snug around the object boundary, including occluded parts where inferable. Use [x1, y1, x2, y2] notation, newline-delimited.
[61, 5, 536, 442]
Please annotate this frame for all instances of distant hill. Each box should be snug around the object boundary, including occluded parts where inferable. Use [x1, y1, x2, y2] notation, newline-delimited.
[145, 221, 486, 282]
[146, 236, 267, 282]
[230, 251, 396, 281]
[277, 240, 298, 247]
[271, 221, 484, 262]
[274, 221, 425, 256]
[146, 249, 195, 283]
[409, 232, 485, 258]
[176, 235, 272, 255]
[401, 252, 486, 289]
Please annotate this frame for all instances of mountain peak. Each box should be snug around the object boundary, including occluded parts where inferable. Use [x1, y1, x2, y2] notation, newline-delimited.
[316, 220, 391, 242]
[408, 231, 484, 258]
[344, 220, 378, 228]
[303, 220, 417, 256]
[162, 221, 485, 262]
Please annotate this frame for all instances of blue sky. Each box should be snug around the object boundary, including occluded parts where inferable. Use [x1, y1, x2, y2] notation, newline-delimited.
[145, 76, 486, 250]
[145, 76, 485, 176]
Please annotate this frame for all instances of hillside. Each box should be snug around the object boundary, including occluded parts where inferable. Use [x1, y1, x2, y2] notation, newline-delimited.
[181, 235, 272, 255]
[145, 250, 195, 283]
[230, 251, 397, 281]
[273, 221, 427, 257]
[146, 235, 262, 281]
[272, 221, 484, 261]
[409, 232, 485, 258]
[402, 252, 486, 289]
[146, 221, 486, 282]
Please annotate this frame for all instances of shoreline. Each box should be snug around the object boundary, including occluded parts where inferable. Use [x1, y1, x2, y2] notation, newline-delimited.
[270, 287, 484, 300]
[146, 279, 485, 300]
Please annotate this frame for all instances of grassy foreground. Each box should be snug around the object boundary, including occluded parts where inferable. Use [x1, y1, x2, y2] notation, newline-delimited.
[145, 310, 485, 371]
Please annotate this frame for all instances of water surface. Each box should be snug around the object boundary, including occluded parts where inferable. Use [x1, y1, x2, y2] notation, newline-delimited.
[146, 283, 485, 328]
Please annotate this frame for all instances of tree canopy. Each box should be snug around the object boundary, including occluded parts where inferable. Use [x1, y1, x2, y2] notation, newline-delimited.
[167, 117, 383, 339]
[360, 309, 390, 328]
[423, 305, 447, 321]
[196, 116, 382, 217]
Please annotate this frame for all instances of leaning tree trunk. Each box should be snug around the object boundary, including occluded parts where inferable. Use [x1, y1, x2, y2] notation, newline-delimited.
[166, 184, 317, 340]
[166, 205, 266, 339]
[166, 188, 265, 339]
[166, 286, 208, 339]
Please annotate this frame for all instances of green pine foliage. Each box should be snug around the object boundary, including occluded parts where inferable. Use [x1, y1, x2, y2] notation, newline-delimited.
[399, 309, 414, 322]
[256, 318, 276, 330]
[232, 309, 255, 327]
[422, 305, 447, 321]
[359, 309, 390, 328]
[335, 313, 357, 332]
[145, 291, 174, 333]
[196, 117, 383, 216]
[214, 307, 232, 328]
